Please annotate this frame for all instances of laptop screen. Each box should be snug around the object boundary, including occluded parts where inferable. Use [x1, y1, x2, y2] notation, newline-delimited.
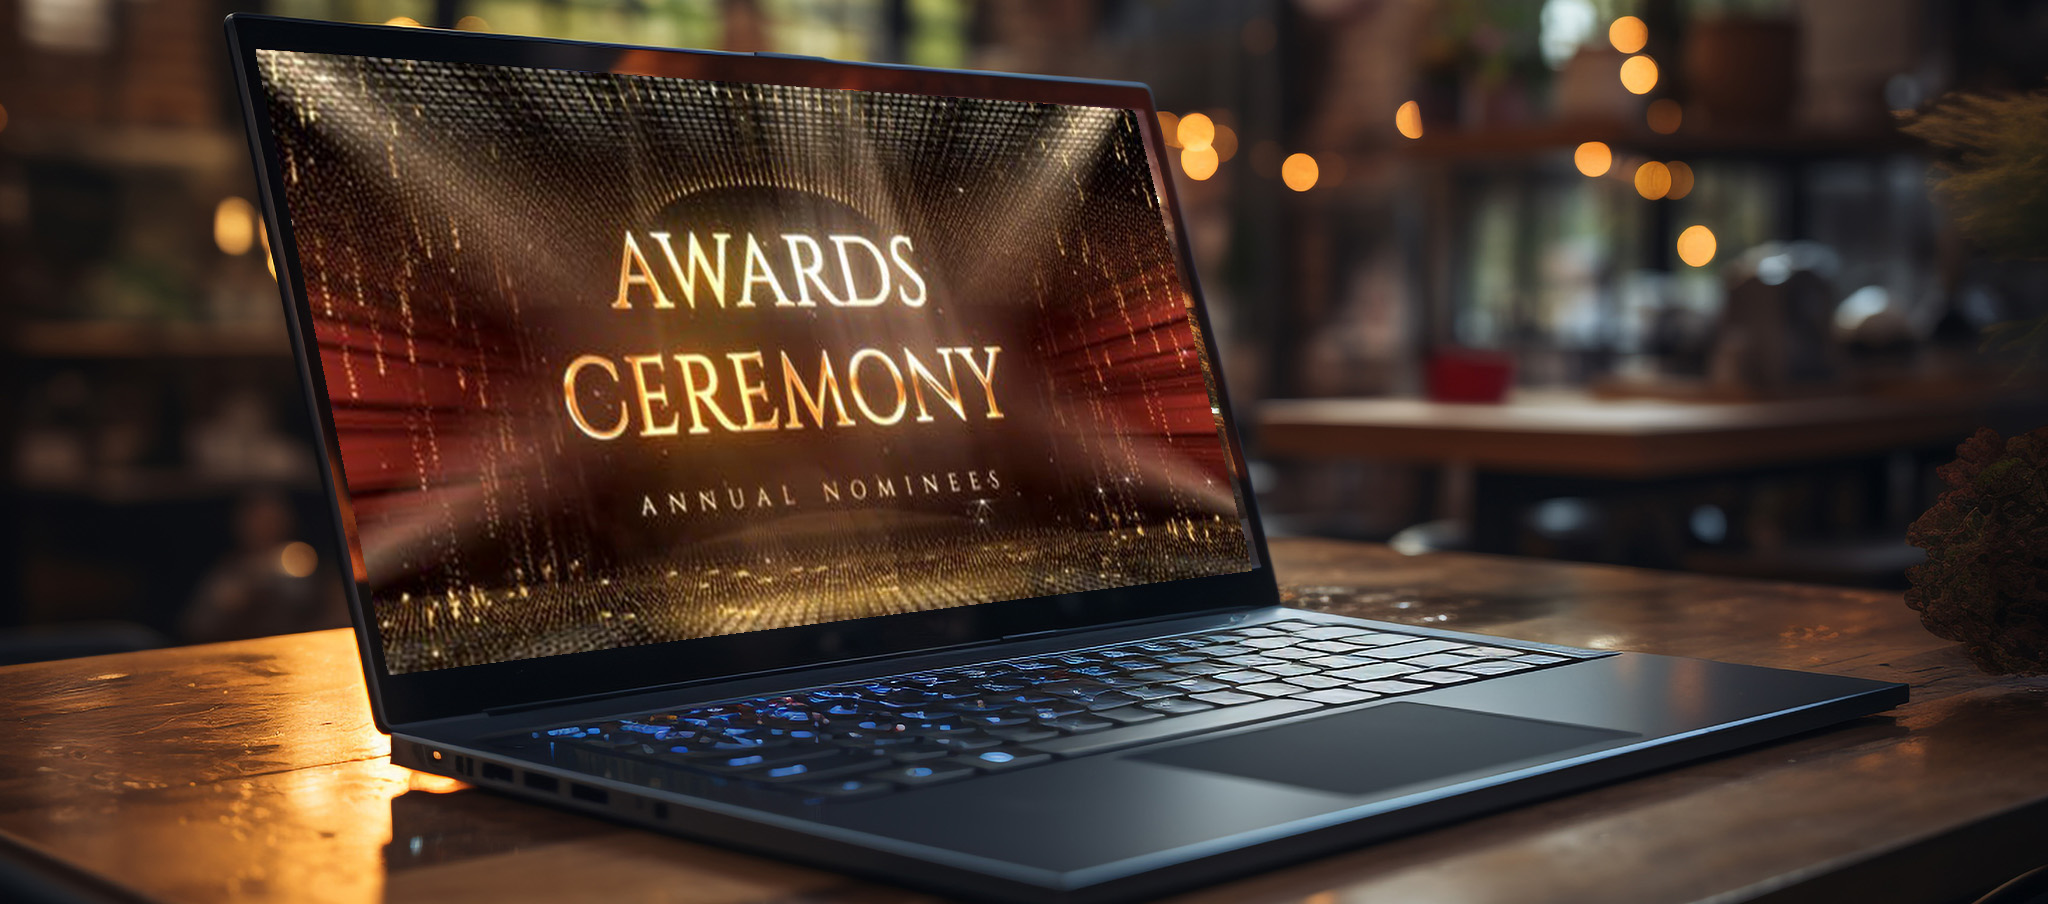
[254, 49, 1255, 674]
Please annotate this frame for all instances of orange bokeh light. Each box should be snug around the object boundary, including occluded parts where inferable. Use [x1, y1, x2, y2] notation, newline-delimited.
[1574, 141, 1613, 177]
[1281, 153, 1319, 191]
[1609, 16, 1649, 54]
[1395, 100, 1424, 140]
[1620, 56, 1660, 95]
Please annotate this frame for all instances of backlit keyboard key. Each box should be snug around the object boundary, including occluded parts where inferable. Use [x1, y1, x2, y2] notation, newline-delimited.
[868, 763, 976, 787]
[1330, 662, 1420, 682]
[1357, 680, 1431, 695]
[1191, 690, 1263, 706]
[1404, 671, 1478, 685]
[1368, 640, 1472, 659]
[1294, 688, 1380, 706]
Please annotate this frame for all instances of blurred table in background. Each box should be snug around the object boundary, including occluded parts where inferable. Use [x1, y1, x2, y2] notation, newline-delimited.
[1257, 387, 2048, 579]
[2, 540, 2046, 904]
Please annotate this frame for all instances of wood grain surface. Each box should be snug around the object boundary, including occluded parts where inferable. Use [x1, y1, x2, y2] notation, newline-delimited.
[1255, 394, 2037, 478]
[3, 539, 2044, 904]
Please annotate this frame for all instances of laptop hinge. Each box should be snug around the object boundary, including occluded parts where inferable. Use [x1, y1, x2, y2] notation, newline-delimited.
[477, 605, 1265, 718]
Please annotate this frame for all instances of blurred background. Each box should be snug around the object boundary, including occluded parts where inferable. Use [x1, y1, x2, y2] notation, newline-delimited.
[3, 0, 2046, 663]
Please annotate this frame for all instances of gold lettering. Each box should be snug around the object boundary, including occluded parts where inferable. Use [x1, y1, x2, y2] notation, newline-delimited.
[822, 481, 841, 503]
[741, 234, 791, 306]
[614, 232, 672, 309]
[848, 348, 908, 425]
[563, 354, 628, 440]
[953, 346, 1005, 418]
[781, 234, 837, 307]
[779, 350, 855, 429]
[650, 231, 732, 310]
[903, 347, 967, 423]
[890, 235, 927, 307]
[829, 235, 890, 306]
[697, 489, 719, 511]
[625, 354, 680, 436]
[667, 492, 688, 514]
[674, 353, 744, 434]
[725, 351, 780, 431]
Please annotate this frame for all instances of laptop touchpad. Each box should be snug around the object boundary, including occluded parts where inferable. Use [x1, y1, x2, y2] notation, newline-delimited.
[1130, 702, 1638, 796]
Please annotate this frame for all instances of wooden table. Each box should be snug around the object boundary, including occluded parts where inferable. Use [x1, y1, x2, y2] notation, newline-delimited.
[1257, 392, 2045, 563]
[1256, 392, 2021, 480]
[4, 539, 2046, 904]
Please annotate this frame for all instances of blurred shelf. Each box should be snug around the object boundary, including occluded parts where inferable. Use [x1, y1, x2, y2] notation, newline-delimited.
[1401, 119, 1918, 161]
[13, 321, 291, 359]
[0, 123, 244, 173]
[15, 472, 319, 505]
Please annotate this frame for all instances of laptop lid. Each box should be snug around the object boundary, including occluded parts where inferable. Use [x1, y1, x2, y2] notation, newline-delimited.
[225, 14, 1276, 729]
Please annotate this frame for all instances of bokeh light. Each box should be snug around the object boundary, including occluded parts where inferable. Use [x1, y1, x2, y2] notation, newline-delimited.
[1620, 55, 1659, 95]
[1647, 98, 1683, 134]
[1156, 111, 1182, 149]
[456, 15, 489, 31]
[384, 16, 421, 27]
[214, 197, 256, 256]
[1181, 145, 1219, 181]
[1609, 16, 1648, 54]
[1395, 100, 1424, 139]
[280, 541, 319, 578]
[1573, 141, 1613, 177]
[1281, 153, 1319, 192]
[1213, 123, 1239, 161]
[1634, 161, 1671, 199]
[1177, 112, 1215, 151]
[1666, 160, 1695, 199]
[1677, 225, 1717, 267]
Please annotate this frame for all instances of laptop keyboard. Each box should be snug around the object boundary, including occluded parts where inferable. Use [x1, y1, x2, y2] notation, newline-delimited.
[514, 620, 1609, 804]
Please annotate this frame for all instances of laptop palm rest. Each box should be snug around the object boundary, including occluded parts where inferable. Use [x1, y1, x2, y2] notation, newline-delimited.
[1129, 703, 1638, 795]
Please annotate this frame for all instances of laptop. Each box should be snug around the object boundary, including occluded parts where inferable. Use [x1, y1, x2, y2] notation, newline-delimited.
[224, 15, 1906, 902]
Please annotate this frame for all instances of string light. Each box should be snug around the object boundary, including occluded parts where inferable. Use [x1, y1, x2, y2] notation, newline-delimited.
[1620, 56, 1659, 95]
[1212, 123, 1239, 162]
[280, 541, 319, 578]
[1666, 160, 1694, 199]
[1156, 111, 1182, 149]
[1609, 16, 1648, 54]
[1395, 100, 1424, 140]
[214, 197, 256, 256]
[1281, 153, 1319, 191]
[1677, 225, 1717, 267]
[1574, 141, 1612, 177]
[1634, 161, 1671, 200]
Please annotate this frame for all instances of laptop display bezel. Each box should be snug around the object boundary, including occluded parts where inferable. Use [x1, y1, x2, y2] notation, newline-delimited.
[225, 13, 1278, 729]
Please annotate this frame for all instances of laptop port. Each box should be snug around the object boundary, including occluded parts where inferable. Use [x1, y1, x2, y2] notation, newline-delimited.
[570, 784, 608, 804]
[480, 762, 513, 783]
[524, 772, 559, 792]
